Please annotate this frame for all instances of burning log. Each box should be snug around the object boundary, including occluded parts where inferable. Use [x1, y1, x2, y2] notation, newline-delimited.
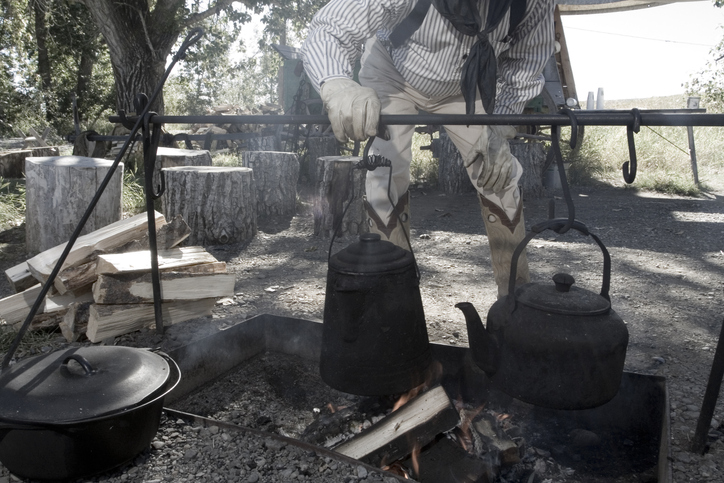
[334, 385, 459, 467]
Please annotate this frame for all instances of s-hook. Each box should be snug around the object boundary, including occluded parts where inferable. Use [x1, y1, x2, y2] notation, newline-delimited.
[622, 108, 641, 184]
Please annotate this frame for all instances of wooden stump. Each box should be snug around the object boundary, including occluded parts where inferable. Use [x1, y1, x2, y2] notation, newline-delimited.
[436, 131, 476, 195]
[312, 156, 368, 238]
[0, 147, 59, 178]
[154, 147, 212, 186]
[242, 151, 299, 219]
[305, 135, 339, 185]
[246, 135, 280, 152]
[25, 156, 123, 256]
[510, 141, 546, 199]
[162, 166, 257, 245]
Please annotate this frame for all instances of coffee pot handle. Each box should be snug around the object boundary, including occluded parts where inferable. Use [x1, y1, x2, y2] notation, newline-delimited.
[507, 218, 611, 302]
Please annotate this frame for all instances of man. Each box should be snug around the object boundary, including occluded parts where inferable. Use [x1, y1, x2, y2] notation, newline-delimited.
[302, 0, 556, 296]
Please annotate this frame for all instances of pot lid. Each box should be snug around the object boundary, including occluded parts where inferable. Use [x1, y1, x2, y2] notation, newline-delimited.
[515, 273, 611, 316]
[330, 233, 414, 274]
[0, 346, 170, 423]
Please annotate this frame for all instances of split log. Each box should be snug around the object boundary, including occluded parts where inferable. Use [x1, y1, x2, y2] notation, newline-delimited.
[312, 156, 367, 238]
[0, 283, 93, 328]
[26, 211, 166, 283]
[305, 136, 339, 184]
[53, 215, 190, 296]
[162, 166, 257, 245]
[93, 271, 234, 304]
[5, 262, 36, 293]
[25, 156, 124, 255]
[510, 140, 545, 199]
[95, 246, 219, 275]
[85, 298, 216, 342]
[59, 301, 91, 342]
[0, 147, 59, 178]
[242, 151, 299, 219]
[436, 131, 476, 195]
[335, 385, 459, 466]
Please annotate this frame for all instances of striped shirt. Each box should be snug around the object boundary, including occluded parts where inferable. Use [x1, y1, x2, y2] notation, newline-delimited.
[302, 0, 556, 115]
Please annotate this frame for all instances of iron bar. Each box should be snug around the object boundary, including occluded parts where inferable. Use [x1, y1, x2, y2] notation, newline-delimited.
[107, 112, 724, 128]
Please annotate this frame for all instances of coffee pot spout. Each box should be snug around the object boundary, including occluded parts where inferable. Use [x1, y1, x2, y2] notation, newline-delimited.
[455, 302, 499, 375]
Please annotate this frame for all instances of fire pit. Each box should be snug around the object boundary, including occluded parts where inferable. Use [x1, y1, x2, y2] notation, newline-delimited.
[165, 314, 672, 482]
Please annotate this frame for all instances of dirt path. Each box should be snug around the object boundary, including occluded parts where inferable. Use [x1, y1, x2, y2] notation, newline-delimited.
[1, 182, 723, 481]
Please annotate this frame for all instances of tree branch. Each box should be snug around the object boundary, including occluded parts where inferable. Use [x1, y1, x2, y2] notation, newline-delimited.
[182, 0, 249, 29]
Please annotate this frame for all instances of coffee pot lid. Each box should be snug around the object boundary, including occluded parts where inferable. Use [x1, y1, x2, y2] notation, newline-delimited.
[330, 233, 414, 274]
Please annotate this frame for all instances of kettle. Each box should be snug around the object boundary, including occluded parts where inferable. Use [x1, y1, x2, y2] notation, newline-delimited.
[457, 219, 629, 410]
[321, 233, 432, 395]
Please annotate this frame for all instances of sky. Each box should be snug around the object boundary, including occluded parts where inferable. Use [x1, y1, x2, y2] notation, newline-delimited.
[560, 1, 724, 101]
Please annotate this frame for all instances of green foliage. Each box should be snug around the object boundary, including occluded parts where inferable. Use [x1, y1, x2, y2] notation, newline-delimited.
[0, 177, 26, 229]
[122, 169, 147, 216]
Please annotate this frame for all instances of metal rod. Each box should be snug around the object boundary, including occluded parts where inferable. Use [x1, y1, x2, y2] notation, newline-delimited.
[691, 317, 724, 454]
[106, 112, 724, 128]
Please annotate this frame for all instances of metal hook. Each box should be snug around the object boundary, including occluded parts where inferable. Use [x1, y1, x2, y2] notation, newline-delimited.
[561, 108, 579, 150]
[174, 27, 205, 62]
[622, 108, 641, 184]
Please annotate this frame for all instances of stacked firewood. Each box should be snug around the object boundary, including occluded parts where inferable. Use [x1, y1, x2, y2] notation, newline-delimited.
[189, 103, 283, 150]
[0, 212, 235, 343]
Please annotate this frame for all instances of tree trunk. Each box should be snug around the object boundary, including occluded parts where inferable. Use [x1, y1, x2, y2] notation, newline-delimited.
[437, 131, 476, 195]
[25, 156, 124, 256]
[312, 156, 367, 238]
[79, 0, 182, 114]
[510, 141, 546, 200]
[161, 166, 258, 245]
[242, 151, 299, 219]
[32, 0, 52, 93]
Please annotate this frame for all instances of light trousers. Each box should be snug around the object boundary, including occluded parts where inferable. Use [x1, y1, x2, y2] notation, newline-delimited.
[358, 38, 523, 223]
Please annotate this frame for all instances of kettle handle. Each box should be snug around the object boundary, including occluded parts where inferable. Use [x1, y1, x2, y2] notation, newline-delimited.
[508, 218, 611, 302]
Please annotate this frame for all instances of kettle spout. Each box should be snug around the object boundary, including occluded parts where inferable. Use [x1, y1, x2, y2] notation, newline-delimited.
[455, 302, 499, 375]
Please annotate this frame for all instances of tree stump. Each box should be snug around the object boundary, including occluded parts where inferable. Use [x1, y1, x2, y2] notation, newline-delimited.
[25, 156, 123, 256]
[153, 147, 212, 187]
[305, 135, 339, 185]
[312, 156, 368, 238]
[242, 151, 299, 219]
[510, 140, 546, 199]
[246, 135, 280, 152]
[436, 131, 476, 195]
[0, 147, 59, 178]
[161, 166, 257, 245]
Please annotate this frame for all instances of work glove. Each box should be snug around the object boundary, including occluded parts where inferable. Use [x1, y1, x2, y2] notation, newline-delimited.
[320, 78, 380, 143]
[467, 125, 518, 193]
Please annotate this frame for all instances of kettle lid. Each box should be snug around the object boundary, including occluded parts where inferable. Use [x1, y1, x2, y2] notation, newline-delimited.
[515, 273, 611, 316]
[330, 233, 414, 274]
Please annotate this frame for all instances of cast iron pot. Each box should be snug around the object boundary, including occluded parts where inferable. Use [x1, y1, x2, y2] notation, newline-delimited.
[0, 346, 180, 481]
[457, 219, 629, 410]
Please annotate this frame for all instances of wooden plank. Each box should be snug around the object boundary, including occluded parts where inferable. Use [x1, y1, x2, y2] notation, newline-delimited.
[59, 301, 91, 342]
[54, 259, 98, 295]
[93, 271, 235, 304]
[95, 246, 218, 275]
[335, 385, 459, 465]
[85, 298, 216, 342]
[27, 127, 49, 147]
[5, 262, 38, 293]
[26, 211, 167, 282]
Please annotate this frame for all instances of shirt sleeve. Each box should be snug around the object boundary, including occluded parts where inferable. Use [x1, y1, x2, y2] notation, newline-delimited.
[494, 0, 556, 115]
[301, 0, 414, 93]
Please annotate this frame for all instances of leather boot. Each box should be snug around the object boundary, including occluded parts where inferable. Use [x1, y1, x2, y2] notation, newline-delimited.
[364, 191, 411, 250]
[479, 194, 530, 298]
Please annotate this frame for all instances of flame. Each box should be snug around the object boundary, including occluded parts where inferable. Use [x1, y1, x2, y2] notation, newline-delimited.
[456, 405, 485, 455]
[326, 403, 337, 413]
[392, 384, 423, 412]
[410, 442, 421, 477]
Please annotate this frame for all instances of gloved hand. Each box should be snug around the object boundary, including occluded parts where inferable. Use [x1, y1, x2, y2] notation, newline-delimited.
[320, 78, 380, 143]
[467, 125, 518, 193]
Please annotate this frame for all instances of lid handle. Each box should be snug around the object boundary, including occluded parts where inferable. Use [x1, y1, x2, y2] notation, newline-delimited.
[62, 354, 96, 376]
[553, 273, 575, 293]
